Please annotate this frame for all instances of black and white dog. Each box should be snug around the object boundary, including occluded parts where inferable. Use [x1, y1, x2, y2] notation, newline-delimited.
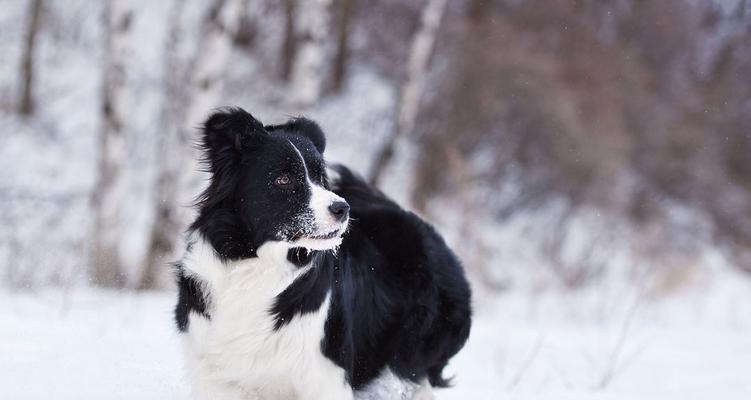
[173, 108, 471, 399]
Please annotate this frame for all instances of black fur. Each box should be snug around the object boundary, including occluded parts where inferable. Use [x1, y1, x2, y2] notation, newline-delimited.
[328, 167, 471, 388]
[175, 107, 472, 391]
[286, 247, 316, 268]
[272, 251, 331, 330]
[174, 261, 210, 332]
[266, 117, 326, 153]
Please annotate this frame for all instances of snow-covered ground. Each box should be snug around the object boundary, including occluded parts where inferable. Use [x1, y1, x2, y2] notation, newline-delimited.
[2, 1, 750, 398]
[2, 269, 750, 400]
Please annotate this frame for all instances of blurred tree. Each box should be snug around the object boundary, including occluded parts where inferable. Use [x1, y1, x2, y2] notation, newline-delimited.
[289, 0, 331, 108]
[138, 0, 188, 290]
[330, 0, 357, 93]
[279, 0, 297, 81]
[411, 0, 751, 282]
[355, 0, 421, 83]
[18, 0, 43, 116]
[234, 6, 258, 49]
[91, 0, 133, 287]
[369, 0, 447, 186]
[140, 0, 246, 289]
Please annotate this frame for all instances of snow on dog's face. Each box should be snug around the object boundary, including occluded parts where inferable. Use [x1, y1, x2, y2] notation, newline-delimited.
[196, 108, 349, 256]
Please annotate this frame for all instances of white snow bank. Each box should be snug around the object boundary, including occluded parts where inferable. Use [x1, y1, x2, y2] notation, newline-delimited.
[1, 270, 750, 399]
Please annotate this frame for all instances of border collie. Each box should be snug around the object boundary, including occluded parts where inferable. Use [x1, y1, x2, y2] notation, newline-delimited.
[173, 108, 471, 400]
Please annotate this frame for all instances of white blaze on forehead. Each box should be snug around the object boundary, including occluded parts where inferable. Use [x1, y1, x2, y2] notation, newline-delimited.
[288, 140, 346, 232]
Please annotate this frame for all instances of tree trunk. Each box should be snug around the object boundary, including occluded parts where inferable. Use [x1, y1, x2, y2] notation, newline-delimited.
[288, 0, 331, 108]
[182, 0, 245, 134]
[137, 0, 188, 290]
[735, 0, 747, 19]
[368, 0, 447, 186]
[90, 0, 133, 287]
[18, 0, 43, 116]
[330, 0, 356, 93]
[138, 0, 245, 289]
[279, 0, 297, 81]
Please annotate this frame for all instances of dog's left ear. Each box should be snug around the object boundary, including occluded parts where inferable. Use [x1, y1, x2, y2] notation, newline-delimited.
[200, 107, 268, 172]
[266, 118, 326, 154]
[293, 118, 326, 154]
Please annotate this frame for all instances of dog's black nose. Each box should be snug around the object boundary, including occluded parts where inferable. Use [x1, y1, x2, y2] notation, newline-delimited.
[329, 201, 350, 221]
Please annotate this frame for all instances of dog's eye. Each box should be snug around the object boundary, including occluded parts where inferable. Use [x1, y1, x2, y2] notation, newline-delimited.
[275, 174, 293, 188]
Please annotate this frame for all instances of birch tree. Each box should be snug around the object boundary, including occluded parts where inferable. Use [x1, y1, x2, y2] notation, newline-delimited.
[18, 0, 43, 116]
[138, 0, 245, 289]
[137, 0, 188, 289]
[91, 0, 133, 287]
[288, 0, 331, 108]
[368, 0, 447, 186]
[331, 0, 356, 93]
[279, 0, 297, 81]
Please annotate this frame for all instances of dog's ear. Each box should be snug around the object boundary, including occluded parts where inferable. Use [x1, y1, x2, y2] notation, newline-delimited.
[266, 117, 326, 154]
[293, 118, 326, 154]
[200, 107, 268, 172]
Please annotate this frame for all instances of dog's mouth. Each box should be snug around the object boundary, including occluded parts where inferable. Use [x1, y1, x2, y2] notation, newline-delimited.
[291, 224, 348, 251]
[307, 229, 341, 240]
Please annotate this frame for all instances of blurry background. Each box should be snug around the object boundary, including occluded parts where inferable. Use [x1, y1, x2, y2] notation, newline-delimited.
[1, 0, 750, 399]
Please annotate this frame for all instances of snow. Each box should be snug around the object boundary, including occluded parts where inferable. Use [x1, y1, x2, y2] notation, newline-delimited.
[2, 0, 751, 398]
[0, 290, 185, 399]
[2, 271, 750, 399]
[444, 275, 751, 399]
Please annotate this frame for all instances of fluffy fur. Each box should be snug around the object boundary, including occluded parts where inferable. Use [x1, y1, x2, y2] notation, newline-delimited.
[174, 108, 472, 399]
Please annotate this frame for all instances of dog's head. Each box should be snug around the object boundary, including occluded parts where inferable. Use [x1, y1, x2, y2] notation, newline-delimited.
[193, 107, 349, 258]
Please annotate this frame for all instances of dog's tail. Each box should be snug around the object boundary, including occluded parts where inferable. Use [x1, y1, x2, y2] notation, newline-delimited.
[427, 365, 453, 388]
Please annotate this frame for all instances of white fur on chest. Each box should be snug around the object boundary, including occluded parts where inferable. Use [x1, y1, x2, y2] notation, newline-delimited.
[180, 238, 352, 400]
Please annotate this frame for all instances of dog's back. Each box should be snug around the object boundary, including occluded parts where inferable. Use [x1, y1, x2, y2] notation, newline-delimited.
[321, 165, 472, 390]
